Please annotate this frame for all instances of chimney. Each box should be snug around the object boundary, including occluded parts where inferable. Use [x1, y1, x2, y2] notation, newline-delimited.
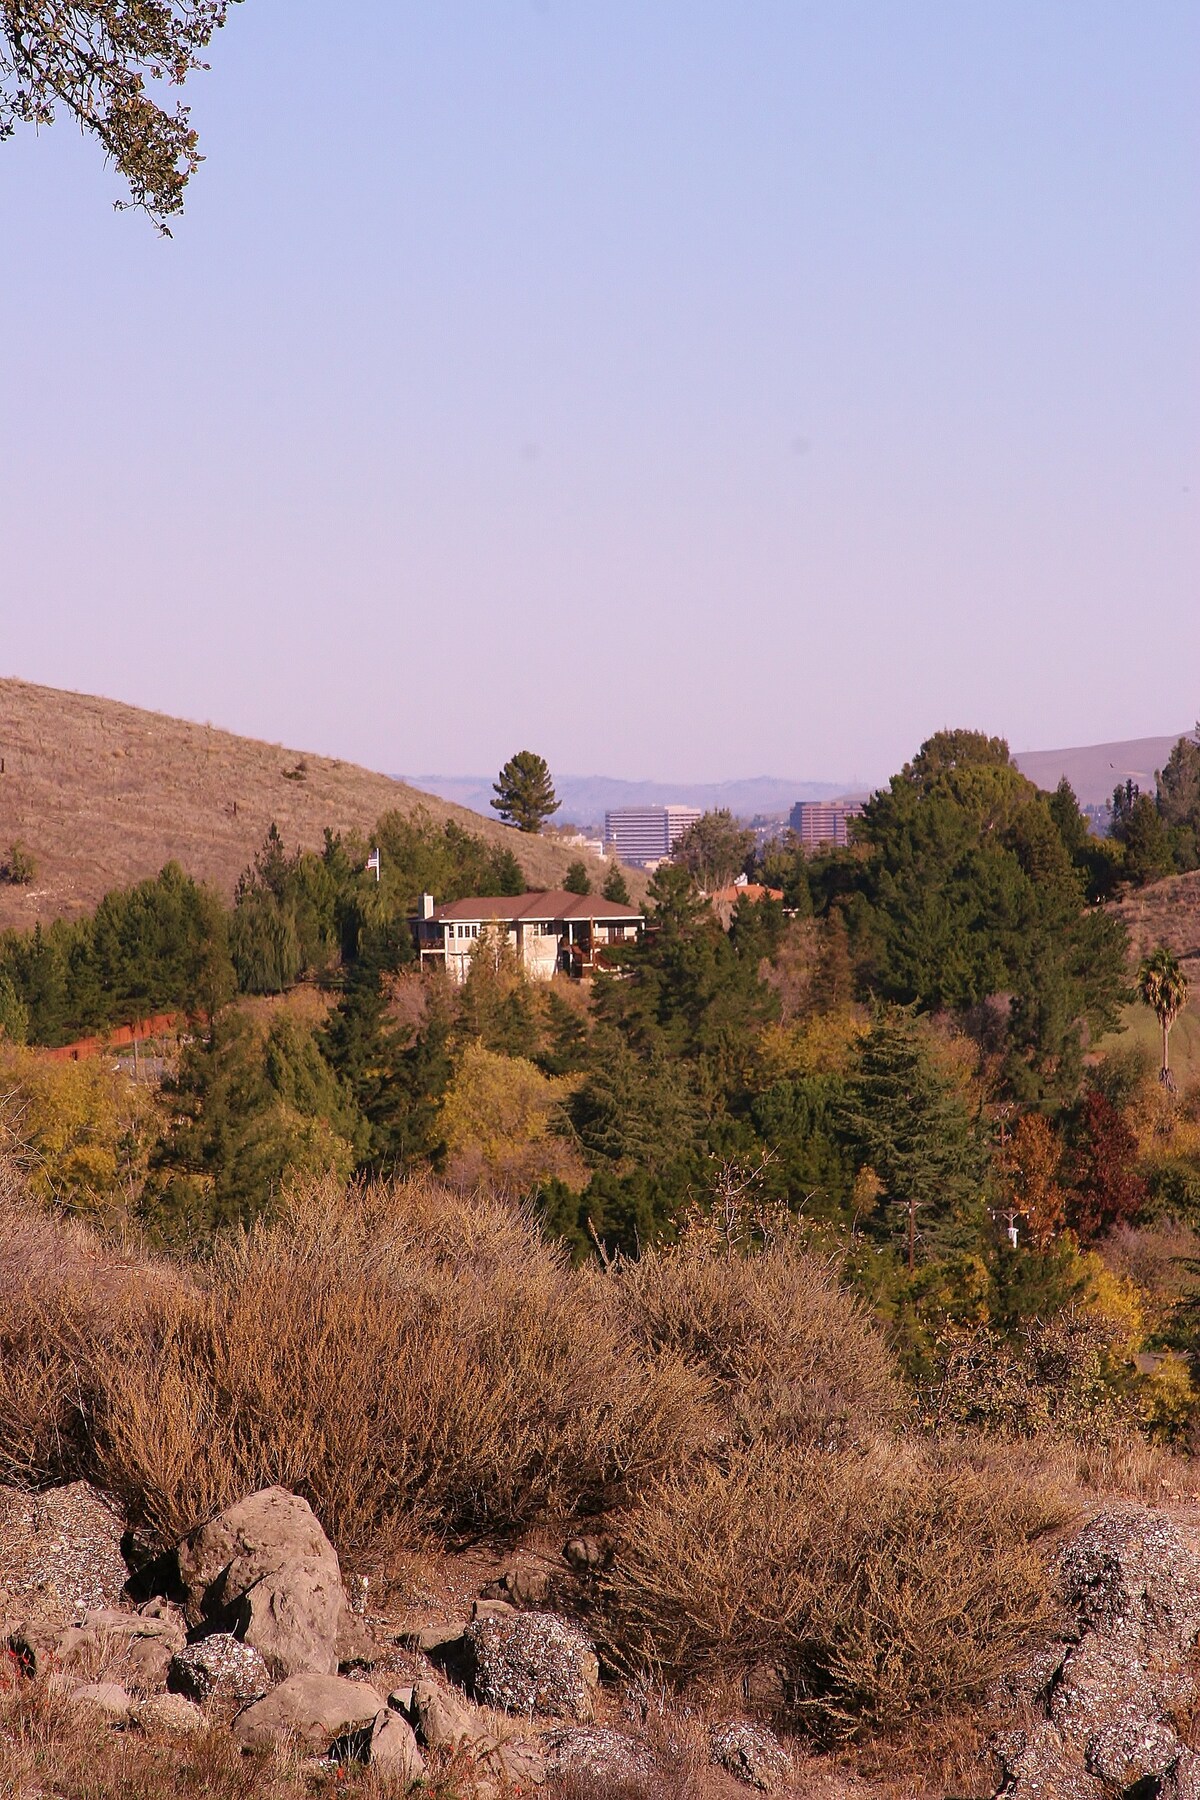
[419, 893, 435, 921]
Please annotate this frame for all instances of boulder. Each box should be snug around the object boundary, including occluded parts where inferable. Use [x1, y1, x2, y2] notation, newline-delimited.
[174, 1487, 346, 1679]
[478, 1565, 554, 1610]
[365, 1709, 426, 1785]
[0, 1483, 128, 1615]
[54, 1605, 186, 1691]
[169, 1632, 271, 1704]
[549, 1725, 655, 1785]
[396, 1678, 543, 1791]
[66, 1680, 134, 1723]
[710, 1719, 793, 1792]
[135, 1692, 207, 1733]
[233, 1672, 384, 1751]
[992, 1507, 1200, 1800]
[464, 1611, 599, 1721]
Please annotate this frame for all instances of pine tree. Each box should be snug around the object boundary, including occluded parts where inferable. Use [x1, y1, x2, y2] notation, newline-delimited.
[564, 860, 591, 896]
[840, 1006, 981, 1270]
[602, 863, 631, 905]
[491, 751, 560, 834]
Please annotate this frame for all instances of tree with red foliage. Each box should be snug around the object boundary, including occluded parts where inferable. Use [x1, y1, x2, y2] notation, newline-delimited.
[1064, 1089, 1147, 1243]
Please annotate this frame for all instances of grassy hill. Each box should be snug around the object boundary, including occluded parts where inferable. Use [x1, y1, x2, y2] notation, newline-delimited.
[1014, 733, 1188, 806]
[0, 678, 619, 931]
[1108, 869, 1200, 977]
[1095, 870, 1200, 1083]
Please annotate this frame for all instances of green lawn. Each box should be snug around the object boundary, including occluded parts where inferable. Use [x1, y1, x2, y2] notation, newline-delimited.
[1095, 999, 1200, 1088]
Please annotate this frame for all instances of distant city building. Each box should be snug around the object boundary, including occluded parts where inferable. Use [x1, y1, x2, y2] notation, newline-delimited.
[604, 804, 702, 867]
[789, 800, 862, 849]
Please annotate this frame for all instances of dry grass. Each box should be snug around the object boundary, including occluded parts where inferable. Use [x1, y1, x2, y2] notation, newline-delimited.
[0, 675, 624, 931]
[0, 1669, 488, 1800]
[602, 1215, 902, 1449]
[84, 1175, 714, 1563]
[596, 1435, 1073, 1746]
[0, 1161, 176, 1486]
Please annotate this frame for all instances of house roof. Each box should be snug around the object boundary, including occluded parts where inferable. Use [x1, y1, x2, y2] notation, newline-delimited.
[430, 890, 643, 926]
[709, 884, 784, 904]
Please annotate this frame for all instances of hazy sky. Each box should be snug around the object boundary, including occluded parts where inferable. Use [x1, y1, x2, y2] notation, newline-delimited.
[1, 3, 1196, 786]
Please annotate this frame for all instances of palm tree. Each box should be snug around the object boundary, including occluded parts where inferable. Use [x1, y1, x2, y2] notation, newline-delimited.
[1136, 946, 1190, 1090]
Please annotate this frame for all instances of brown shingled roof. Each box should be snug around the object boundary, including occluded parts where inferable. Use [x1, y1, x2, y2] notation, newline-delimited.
[430, 890, 642, 925]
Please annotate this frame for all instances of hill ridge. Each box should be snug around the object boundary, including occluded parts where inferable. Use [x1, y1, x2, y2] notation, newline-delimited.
[0, 678, 612, 931]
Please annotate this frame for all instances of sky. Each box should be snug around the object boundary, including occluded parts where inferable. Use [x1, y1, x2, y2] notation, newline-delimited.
[1, 2, 1197, 788]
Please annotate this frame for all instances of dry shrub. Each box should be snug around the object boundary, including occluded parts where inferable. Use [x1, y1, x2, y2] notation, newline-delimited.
[597, 1435, 1072, 1745]
[0, 1157, 170, 1485]
[92, 1174, 714, 1560]
[602, 1214, 901, 1448]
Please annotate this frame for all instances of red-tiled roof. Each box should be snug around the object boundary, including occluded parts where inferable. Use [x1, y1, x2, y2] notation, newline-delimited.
[430, 890, 642, 925]
[709, 884, 783, 904]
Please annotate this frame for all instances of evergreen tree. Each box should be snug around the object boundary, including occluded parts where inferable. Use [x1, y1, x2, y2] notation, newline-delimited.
[564, 860, 591, 895]
[840, 1006, 981, 1270]
[491, 751, 560, 833]
[601, 862, 632, 905]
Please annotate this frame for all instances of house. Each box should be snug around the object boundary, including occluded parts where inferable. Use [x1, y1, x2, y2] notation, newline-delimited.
[413, 890, 644, 983]
[708, 882, 783, 930]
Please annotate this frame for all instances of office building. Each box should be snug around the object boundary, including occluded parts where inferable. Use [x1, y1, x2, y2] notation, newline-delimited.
[604, 804, 702, 867]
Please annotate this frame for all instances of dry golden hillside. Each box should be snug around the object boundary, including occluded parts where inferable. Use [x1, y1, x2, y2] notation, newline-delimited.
[0, 679, 619, 930]
[1109, 869, 1200, 979]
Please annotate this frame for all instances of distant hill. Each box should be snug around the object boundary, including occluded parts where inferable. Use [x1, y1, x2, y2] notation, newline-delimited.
[0, 679, 615, 932]
[1014, 734, 1191, 807]
[405, 773, 852, 829]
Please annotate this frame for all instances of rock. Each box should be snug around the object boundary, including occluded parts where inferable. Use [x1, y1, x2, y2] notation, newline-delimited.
[334, 1606, 377, 1669]
[169, 1633, 271, 1704]
[550, 1725, 655, 1785]
[563, 1535, 612, 1573]
[0, 1483, 128, 1615]
[464, 1611, 599, 1721]
[366, 1708, 426, 1785]
[135, 1692, 207, 1733]
[478, 1566, 553, 1610]
[397, 1677, 544, 1791]
[67, 1680, 133, 1722]
[991, 1507, 1200, 1800]
[396, 1620, 468, 1654]
[408, 1676, 492, 1751]
[710, 1719, 793, 1792]
[1086, 1713, 1182, 1784]
[54, 1605, 186, 1691]
[174, 1487, 346, 1679]
[233, 1672, 384, 1751]
[5, 1585, 70, 1676]
[472, 1598, 517, 1621]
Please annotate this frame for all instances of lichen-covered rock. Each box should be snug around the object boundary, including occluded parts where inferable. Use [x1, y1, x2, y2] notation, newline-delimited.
[232, 1672, 384, 1750]
[464, 1611, 599, 1720]
[549, 1726, 656, 1785]
[992, 1507, 1200, 1800]
[0, 1483, 128, 1615]
[169, 1632, 271, 1704]
[710, 1719, 793, 1792]
[174, 1487, 346, 1679]
[135, 1692, 207, 1733]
